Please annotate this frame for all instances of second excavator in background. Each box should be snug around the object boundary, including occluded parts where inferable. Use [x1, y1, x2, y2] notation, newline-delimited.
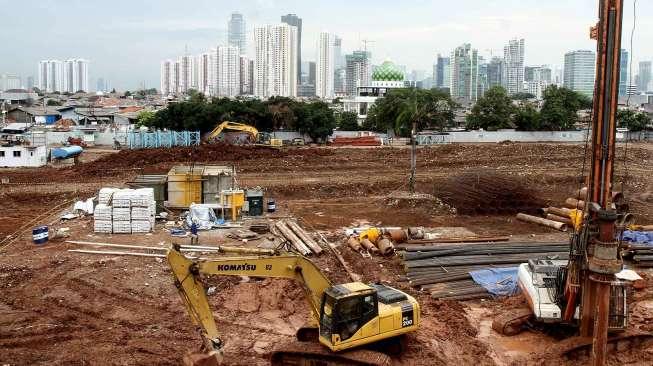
[204, 121, 282, 147]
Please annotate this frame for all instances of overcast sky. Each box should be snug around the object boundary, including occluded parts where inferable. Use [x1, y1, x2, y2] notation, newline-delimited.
[0, 0, 650, 90]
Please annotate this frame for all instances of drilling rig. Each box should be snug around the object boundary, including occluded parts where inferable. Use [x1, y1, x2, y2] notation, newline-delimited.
[496, 1, 651, 365]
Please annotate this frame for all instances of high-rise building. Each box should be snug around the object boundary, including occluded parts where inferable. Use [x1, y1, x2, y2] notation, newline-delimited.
[228, 13, 247, 54]
[26, 76, 34, 90]
[638, 61, 651, 92]
[316, 32, 336, 99]
[450, 44, 479, 102]
[160, 60, 172, 95]
[333, 36, 344, 70]
[97, 78, 105, 93]
[487, 57, 504, 88]
[239, 55, 252, 95]
[281, 14, 302, 81]
[308, 62, 316, 86]
[523, 65, 552, 98]
[62, 59, 89, 93]
[345, 51, 371, 96]
[254, 23, 299, 98]
[179, 55, 193, 94]
[564, 50, 596, 98]
[503, 38, 525, 95]
[619, 49, 628, 96]
[216, 46, 240, 97]
[434, 54, 450, 88]
[334, 68, 346, 95]
[196, 53, 211, 95]
[173, 61, 181, 95]
[477, 58, 489, 97]
[38, 60, 64, 93]
[0, 74, 21, 91]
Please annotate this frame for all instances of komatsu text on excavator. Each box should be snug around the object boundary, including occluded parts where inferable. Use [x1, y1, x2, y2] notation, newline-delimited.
[167, 245, 420, 365]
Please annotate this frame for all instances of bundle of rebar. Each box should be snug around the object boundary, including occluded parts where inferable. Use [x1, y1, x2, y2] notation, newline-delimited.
[435, 172, 545, 215]
[399, 241, 569, 299]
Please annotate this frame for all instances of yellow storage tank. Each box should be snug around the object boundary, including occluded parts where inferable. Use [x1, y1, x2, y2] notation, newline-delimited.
[167, 165, 204, 209]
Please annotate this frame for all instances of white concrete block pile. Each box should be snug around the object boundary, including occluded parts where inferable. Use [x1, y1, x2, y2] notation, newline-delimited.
[93, 188, 156, 234]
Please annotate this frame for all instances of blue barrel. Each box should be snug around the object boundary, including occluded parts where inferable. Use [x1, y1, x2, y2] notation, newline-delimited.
[267, 199, 276, 213]
[32, 226, 49, 244]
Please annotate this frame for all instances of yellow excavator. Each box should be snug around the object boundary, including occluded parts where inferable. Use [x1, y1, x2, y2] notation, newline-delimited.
[167, 244, 420, 365]
[205, 121, 282, 147]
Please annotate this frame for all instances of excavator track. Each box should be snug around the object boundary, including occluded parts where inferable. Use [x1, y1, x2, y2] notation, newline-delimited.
[270, 341, 392, 366]
[492, 308, 534, 336]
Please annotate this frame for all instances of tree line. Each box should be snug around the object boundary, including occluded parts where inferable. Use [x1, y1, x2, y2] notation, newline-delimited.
[140, 86, 650, 140]
[139, 91, 337, 141]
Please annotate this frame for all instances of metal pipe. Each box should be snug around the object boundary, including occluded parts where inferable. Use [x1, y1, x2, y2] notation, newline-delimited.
[546, 214, 573, 225]
[385, 229, 408, 243]
[576, 187, 589, 200]
[360, 239, 379, 254]
[347, 237, 362, 251]
[545, 207, 573, 218]
[376, 237, 395, 256]
[516, 213, 569, 232]
[565, 198, 587, 210]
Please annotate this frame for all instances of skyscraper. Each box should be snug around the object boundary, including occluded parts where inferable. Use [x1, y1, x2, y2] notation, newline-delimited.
[638, 61, 651, 92]
[345, 51, 371, 96]
[333, 36, 344, 70]
[308, 62, 317, 86]
[619, 49, 628, 96]
[62, 59, 89, 93]
[228, 13, 247, 54]
[239, 55, 252, 95]
[503, 38, 525, 95]
[97, 78, 105, 93]
[434, 54, 450, 88]
[196, 53, 211, 95]
[26, 76, 34, 90]
[216, 46, 240, 97]
[281, 14, 302, 81]
[173, 61, 181, 95]
[254, 23, 299, 98]
[176, 55, 194, 94]
[450, 44, 479, 102]
[487, 57, 504, 89]
[316, 32, 336, 99]
[564, 50, 596, 98]
[160, 60, 172, 95]
[0, 74, 21, 91]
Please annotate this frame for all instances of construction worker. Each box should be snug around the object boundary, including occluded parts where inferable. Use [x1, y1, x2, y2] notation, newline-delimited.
[190, 219, 199, 245]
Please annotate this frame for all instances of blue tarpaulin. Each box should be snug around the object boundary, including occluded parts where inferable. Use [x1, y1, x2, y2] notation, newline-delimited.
[622, 231, 653, 246]
[470, 267, 520, 297]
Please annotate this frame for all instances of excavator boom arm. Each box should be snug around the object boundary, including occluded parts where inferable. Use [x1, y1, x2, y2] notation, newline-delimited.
[166, 247, 332, 352]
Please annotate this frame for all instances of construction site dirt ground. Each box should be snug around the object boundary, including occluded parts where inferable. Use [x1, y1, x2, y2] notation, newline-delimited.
[1, 143, 653, 365]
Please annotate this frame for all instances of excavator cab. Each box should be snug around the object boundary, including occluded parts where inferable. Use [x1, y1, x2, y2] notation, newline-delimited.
[318, 283, 419, 352]
[320, 287, 378, 343]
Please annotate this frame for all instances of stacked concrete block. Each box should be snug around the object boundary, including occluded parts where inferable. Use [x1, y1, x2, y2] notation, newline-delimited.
[93, 188, 156, 234]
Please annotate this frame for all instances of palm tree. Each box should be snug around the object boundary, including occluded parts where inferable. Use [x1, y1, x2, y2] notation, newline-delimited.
[396, 89, 432, 193]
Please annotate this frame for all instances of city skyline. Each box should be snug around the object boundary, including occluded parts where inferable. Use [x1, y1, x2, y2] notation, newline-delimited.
[0, 0, 651, 90]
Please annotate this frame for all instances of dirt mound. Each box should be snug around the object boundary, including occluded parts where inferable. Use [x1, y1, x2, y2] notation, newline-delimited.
[71, 144, 334, 177]
[435, 171, 546, 215]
